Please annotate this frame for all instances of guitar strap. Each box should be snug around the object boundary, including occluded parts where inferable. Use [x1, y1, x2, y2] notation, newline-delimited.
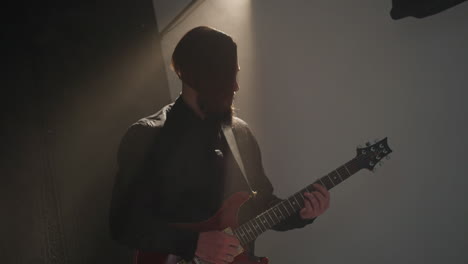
[222, 125, 257, 198]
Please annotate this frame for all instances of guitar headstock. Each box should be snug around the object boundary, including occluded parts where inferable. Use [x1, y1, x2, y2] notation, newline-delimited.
[356, 137, 392, 171]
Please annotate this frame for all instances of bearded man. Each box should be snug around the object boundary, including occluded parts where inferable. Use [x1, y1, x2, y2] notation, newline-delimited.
[109, 26, 330, 264]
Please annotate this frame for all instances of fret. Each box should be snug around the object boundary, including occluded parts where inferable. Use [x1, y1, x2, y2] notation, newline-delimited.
[247, 221, 258, 237]
[294, 190, 305, 209]
[285, 198, 297, 213]
[250, 220, 258, 236]
[288, 196, 301, 210]
[268, 210, 279, 225]
[343, 164, 352, 178]
[320, 175, 334, 190]
[340, 166, 350, 180]
[280, 201, 292, 216]
[257, 217, 266, 232]
[249, 220, 258, 236]
[277, 202, 289, 218]
[258, 215, 269, 230]
[238, 225, 248, 242]
[326, 173, 336, 187]
[254, 218, 263, 233]
[261, 214, 272, 229]
[250, 221, 259, 238]
[318, 177, 326, 187]
[277, 205, 287, 220]
[329, 171, 341, 185]
[345, 159, 359, 176]
[288, 197, 297, 210]
[252, 218, 263, 233]
[265, 209, 278, 226]
[334, 169, 344, 181]
[234, 229, 246, 245]
[294, 193, 305, 207]
[292, 195, 301, 208]
[263, 210, 275, 227]
[272, 206, 285, 221]
[239, 227, 249, 244]
[244, 224, 254, 241]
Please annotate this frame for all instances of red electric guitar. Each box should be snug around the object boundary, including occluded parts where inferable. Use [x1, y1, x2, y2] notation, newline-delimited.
[134, 138, 393, 264]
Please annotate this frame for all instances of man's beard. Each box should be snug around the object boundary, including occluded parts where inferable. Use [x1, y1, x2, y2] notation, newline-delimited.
[197, 92, 235, 125]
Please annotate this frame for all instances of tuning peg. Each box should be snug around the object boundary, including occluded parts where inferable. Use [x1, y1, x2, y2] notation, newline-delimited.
[357, 144, 363, 149]
[374, 138, 379, 143]
[365, 142, 371, 147]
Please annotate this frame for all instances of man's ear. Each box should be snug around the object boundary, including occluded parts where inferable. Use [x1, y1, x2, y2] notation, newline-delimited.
[180, 71, 196, 88]
[175, 70, 182, 80]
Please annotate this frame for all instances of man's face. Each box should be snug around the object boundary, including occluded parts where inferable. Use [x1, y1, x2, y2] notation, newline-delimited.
[197, 65, 240, 124]
[222, 66, 240, 108]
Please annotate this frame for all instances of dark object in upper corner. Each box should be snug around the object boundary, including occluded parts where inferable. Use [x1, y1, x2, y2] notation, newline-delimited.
[391, 0, 468, 19]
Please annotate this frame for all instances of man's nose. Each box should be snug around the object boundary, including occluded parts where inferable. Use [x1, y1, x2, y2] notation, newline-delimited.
[234, 82, 239, 92]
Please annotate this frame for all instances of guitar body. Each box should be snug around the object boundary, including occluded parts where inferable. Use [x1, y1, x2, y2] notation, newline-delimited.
[134, 191, 269, 264]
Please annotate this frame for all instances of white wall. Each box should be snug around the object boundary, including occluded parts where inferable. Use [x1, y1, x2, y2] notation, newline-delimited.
[153, 1, 468, 263]
[153, 0, 192, 32]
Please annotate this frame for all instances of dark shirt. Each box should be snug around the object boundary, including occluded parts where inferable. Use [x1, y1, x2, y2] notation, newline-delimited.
[109, 96, 315, 260]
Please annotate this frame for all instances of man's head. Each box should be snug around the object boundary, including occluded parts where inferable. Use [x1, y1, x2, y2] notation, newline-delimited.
[171, 26, 239, 124]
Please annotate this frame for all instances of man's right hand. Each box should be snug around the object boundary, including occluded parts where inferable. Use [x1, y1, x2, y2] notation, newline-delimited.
[195, 231, 240, 264]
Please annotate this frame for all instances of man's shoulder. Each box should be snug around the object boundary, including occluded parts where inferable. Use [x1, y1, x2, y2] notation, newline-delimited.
[120, 103, 174, 145]
[231, 116, 256, 140]
[131, 103, 174, 130]
[232, 116, 249, 130]
[127, 109, 252, 138]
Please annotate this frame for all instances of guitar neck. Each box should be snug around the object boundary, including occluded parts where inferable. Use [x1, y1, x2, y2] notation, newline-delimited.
[232, 157, 363, 246]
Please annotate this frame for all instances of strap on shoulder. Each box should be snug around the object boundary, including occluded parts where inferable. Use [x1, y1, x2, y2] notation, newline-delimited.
[222, 125, 257, 198]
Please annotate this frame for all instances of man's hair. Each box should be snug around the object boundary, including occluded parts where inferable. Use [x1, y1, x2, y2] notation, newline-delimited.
[171, 26, 237, 91]
[171, 26, 238, 122]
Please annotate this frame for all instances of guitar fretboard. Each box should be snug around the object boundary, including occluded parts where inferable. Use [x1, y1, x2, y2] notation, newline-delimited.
[232, 157, 362, 246]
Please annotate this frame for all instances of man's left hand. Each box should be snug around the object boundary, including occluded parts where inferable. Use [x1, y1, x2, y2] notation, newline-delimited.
[300, 183, 330, 220]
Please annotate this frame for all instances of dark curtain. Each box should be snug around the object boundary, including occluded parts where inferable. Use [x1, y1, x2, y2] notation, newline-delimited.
[1, 1, 170, 263]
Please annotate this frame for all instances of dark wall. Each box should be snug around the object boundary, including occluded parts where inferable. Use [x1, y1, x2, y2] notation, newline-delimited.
[1, 2, 170, 263]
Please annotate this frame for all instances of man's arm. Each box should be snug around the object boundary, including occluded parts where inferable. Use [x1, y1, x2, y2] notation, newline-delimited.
[109, 123, 199, 259]
[243, 126, 318, 231]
